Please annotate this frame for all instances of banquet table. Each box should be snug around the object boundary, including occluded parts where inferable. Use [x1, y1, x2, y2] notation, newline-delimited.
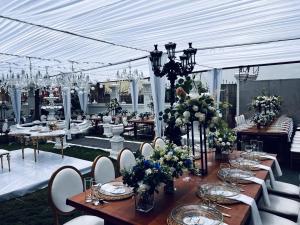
[236, 117, 292, 164]
[67, 152, 275, 225]
[127, 118, 155, 139]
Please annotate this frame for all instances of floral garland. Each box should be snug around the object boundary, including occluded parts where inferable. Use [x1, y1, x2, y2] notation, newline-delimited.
[106, 98, 122, 115]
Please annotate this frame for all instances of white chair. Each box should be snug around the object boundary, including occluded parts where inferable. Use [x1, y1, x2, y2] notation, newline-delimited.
[260, 211, 297, 225]
[140, 143, 154, 159]
[258, 194, 300, 221]
[48, 166, 104, 225]
[266, 180, 299, 199]
[0, 149, 10, 172]
[91, 156, 115, 184]
[117, 148, 136, 172]
[153, 137, 166, 149]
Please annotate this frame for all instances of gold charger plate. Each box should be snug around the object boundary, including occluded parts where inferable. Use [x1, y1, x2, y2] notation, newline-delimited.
[197, 183, 240, 205]
[167, 204, 223, 225]
[218, 168, 254, 184]
[95, 181, 133, 201]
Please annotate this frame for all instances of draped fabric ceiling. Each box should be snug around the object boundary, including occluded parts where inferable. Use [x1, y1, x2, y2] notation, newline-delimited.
[0, 0, 300, 81]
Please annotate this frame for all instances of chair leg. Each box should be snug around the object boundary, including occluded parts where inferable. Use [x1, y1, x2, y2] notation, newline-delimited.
[7, 154, 10, 172]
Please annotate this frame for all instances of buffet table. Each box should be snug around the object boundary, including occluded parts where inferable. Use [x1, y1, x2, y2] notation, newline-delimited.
[237, 116, 293, 164]
[67, 153, 274, 225]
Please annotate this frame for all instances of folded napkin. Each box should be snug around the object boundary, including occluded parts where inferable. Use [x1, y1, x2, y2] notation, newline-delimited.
[182, 215, 228, 225]
[228, 194, 262, 225]
[243, 177, 270, 206]
[255, 164, 276, 188]
[100, 183, 126, 194]
[261, 155, 282, 176]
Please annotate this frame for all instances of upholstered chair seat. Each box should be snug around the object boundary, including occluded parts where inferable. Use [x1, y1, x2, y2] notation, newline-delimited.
[260, 211, 297, 225]
[258, 194, 300, 221]
[266, 180, 299, 199]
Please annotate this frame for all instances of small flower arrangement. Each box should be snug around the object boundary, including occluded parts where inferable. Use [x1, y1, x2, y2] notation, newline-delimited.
[210, 127, 236, 153]
[151, 143, 192, 178]
[106, 98, 122, 116]
[122, 159, 166, 195]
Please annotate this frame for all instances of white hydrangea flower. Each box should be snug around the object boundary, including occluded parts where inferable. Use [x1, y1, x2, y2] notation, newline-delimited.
[192, 105, 199, 112]
[183, 111, 190, 119]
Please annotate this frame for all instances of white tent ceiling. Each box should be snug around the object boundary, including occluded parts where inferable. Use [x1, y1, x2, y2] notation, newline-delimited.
[0, 0, 300, 81]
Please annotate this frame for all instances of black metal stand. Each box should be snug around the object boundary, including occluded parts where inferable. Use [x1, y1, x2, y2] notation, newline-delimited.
[190, 122, 208, 176]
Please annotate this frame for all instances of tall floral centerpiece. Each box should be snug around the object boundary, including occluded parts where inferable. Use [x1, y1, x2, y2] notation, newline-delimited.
[151, 143, 192, 193]
[251, 95, 282, 128]
[122, 159, 167, 212]
[161, 76, 219, 176]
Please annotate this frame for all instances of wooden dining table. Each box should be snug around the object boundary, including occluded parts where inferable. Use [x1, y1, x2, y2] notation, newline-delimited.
[127, 118, 155, 139]
[67, 152, 274, 225]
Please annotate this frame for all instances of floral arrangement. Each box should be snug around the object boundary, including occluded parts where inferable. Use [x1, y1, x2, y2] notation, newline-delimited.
[160, 76, 219, 145]
[139, 112, 151, 120]
[122, 159, 167, 194]
[151, 143, 192, 178]
[210, 127, 236, 153]
[251, 95, 282, 127]
[106, 98, 122, 115]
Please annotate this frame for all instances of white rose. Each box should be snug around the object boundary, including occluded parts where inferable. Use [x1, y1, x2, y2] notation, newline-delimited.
[183, 111, 190, 119]
[198, 113, 206, 122]
[175, 118, 183, 126]
[212, 116, 218, 123]
[226, 142, 231, 146]
[221, 142, 226, 146]
[192, 105, 199, 112]
[218, 138, 222, 142]
[145, 168, 152, 175]
[195, 112, 201, 118]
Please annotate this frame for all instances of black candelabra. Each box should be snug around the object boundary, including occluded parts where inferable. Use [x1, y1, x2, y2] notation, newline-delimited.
[149, 42, 197, 108]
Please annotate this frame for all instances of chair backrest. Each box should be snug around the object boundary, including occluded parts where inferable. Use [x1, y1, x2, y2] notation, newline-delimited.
[117, 148, 136, 172]
[40, 115, 47, 121]
[48, 166, 83, 217]
[154, 137, 166, 149]
[140, 142, 154, 159]
[91, 156, 115, 184]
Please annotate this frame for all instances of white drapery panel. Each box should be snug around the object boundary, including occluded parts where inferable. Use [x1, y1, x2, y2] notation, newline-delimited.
[8, 86, 21, 124]
[1, 0, 300, 81]
[77, 89, 88, 114]
[207, 69, 222, 109]
[130, 79, 139, 113]
[62, 87, 71, 139]
[148, 56, 166, 137]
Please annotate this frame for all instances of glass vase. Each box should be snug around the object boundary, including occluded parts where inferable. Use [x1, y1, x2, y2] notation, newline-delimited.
[135, 192, 154, 213]
[164, 179, 176, 194]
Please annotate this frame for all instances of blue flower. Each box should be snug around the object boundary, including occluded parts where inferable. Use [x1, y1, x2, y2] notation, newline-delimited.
[153, 162, 161, 170]
[143, 159, 152, 168]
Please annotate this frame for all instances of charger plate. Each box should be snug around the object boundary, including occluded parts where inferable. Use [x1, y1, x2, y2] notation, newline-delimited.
[218, 168, 254, 184]
[167, 204, 223, 225]
[230, 158, 260, 171]
[95, 181, 133, 201]
[240, 151, 267, 161]
[197, 183, 240, 205]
